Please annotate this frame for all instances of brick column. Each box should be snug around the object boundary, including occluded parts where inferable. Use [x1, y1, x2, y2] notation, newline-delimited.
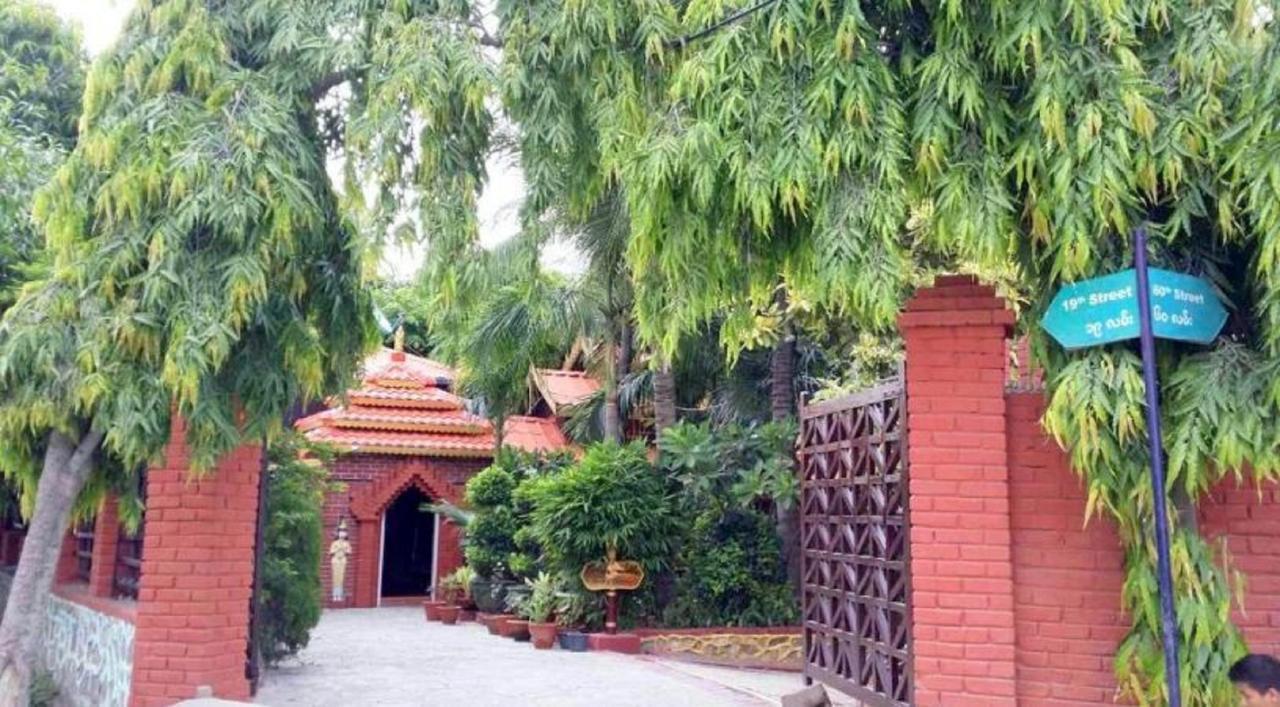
[88, 495, 121, 597]
[130, 416, 262, 706]
[354, 517, 379, 607]
[55, 529, 79, 583]
[898, 275, 1018, 706]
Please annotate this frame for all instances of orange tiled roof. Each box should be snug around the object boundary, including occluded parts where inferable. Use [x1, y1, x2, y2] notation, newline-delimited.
[505, 416, 572, 453]
[296, 349, 571, 458]
[531, 369, 601, 415]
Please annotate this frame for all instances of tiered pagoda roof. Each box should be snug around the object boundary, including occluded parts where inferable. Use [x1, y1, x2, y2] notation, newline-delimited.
[297, 347, 570, 458]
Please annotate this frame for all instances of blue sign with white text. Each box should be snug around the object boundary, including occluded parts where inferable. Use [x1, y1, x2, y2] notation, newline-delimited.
[1042, 269, 1227, 349]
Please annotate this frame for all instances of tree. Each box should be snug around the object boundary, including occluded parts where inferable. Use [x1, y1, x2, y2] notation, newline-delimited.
[0, 0, 86, 311]
[0, 0, 512, 698]
[428, 1, 1280, 702]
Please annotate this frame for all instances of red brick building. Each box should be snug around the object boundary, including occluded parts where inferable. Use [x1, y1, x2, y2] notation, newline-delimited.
[297, 347, 570, 608]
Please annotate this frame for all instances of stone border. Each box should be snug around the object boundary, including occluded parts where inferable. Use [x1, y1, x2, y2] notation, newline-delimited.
[633, 627, 802, 672]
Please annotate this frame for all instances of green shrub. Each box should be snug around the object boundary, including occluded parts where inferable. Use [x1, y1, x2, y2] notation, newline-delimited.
[462, 451, 569, 581]
[526, 442, 676, 577]
[662, 508, 798, 627]
[254, 434, 331, 666]
[464, 466, 516, 508]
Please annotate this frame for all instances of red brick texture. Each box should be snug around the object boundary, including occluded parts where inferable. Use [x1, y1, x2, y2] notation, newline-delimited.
[1008, 393, 1128, 705]
[322, 454, 482, 608]
[899, 275, 1019, 706]
[129, 416, 263, 706]
[1199, 481, 1280, 656]
[902, 276, 1280, 705]
[89, 495, 122, 598]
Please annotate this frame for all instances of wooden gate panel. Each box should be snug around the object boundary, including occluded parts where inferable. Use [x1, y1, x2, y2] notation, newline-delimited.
[798, 378, 912, 706]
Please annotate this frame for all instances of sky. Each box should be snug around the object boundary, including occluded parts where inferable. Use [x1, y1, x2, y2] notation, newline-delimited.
[44, 0, 579, 282]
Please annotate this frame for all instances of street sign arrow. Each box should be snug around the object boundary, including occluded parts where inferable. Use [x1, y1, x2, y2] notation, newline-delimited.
[1042, 268, 1227, 349]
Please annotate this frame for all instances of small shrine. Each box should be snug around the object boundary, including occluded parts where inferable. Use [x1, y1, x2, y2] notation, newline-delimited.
[297, 339, 570, 608]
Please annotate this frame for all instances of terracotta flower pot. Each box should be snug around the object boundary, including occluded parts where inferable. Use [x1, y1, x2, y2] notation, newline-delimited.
[501, 618, 530, 641]
[458, 608, 477, 622]
[437, 605, 461, 625]
[423, 600, 445, 622]
[481, 613, 513, 635]
[528, 621, 558, 650]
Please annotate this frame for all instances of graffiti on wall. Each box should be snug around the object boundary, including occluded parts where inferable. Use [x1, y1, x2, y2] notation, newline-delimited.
[0, 572, 134, 707]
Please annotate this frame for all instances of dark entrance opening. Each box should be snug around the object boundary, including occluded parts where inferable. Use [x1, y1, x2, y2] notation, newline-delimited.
[380, 486, 436, 598]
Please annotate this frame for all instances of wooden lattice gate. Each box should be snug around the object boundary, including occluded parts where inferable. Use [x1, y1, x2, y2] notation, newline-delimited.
[797, 377, 912, 706]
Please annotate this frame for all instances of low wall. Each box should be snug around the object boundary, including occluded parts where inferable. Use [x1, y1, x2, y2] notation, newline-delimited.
[0, 572, 134, 707]
[633, 627, 801, 671]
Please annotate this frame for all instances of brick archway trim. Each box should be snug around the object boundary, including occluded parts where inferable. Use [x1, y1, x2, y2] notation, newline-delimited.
[348, 460, 464, 522]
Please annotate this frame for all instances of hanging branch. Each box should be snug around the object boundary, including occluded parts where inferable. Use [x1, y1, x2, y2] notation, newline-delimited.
[666, 0, 781, 49]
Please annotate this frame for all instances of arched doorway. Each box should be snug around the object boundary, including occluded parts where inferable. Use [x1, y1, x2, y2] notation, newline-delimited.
[379, 486, 437, 602]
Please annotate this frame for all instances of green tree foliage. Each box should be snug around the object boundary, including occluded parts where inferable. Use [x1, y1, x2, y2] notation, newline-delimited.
[0, 0, 85, 311]
[525, 442, 677, 577]
[449, 2, 1280, 701]
[255, 434, 329, 666]
[370, 280, 434, 356]
[658, 420, 799, 627]
[0, 0, 506, 691]
[0, 0, 85, 146]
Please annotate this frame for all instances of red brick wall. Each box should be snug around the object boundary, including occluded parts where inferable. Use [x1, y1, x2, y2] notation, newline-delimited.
[1199, 480, 1280, 656]
[322, 454, 483, 608]
[130, 417, 262, 706]
[900, 276, 1019, 706]
[1007, 392, 1128, 705]
[903, 277, 1280, 705]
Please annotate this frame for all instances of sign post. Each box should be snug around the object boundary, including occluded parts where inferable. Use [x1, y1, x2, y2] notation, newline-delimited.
[1133, 226, 1182, 707]
[1042, 226, 1228, 707]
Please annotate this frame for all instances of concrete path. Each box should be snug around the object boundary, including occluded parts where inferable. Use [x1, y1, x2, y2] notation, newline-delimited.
[254, 608, 825, 706]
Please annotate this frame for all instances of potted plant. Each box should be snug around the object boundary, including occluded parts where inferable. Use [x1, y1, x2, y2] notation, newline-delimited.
[501, 588, 531, 641]
[437, 603, 461, 625]
[422, 599, 445, 622]
[521, 573, 560, 649]
[555, 588, 598, 652]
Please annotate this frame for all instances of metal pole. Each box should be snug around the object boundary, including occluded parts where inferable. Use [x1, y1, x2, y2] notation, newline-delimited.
[1133, 226, 1182, 707]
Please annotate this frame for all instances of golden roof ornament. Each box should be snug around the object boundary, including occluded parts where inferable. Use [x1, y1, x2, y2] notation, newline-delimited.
[393, 325, 405, 354]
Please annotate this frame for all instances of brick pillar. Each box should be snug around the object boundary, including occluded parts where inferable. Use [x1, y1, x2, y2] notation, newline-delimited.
[354, 517, 379, 607]
[55, 529, 79, 583]
[88, 495, 121, 597]
[898, 275, 1018, 706]
[130, 416, 262, 706]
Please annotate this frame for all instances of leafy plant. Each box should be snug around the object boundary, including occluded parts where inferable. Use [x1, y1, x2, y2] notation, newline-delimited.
[439, 566, 475, 604]
[526, 442, 677, 577]
[510, 572, 560, 623]
[554, 585, 604, 631]
[254, 434, 333, 666]
[660, 421, 798, 513]
[663, 509, 798, 628]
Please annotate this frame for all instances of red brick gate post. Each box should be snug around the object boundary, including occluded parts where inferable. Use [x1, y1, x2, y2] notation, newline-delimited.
[130, 416, 262, 706]
[898, 275, 1018, 706]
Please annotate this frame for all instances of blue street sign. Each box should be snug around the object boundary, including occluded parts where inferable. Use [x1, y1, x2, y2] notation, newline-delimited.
[1042, 268, 1227, 349]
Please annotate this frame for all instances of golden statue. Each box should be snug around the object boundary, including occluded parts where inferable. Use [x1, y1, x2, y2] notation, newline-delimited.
[329, 519, 353, 602]
[393, 325, 405, 353]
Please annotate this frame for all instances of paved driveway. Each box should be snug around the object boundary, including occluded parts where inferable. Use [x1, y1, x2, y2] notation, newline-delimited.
[255, 608, 818, 706]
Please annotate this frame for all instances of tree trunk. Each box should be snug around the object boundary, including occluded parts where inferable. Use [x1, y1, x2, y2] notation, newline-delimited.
[770, 320, 802, 594]
[603, 354, 622, 445]
[0, 428, 103, 705]
[653, 362, 677, 438]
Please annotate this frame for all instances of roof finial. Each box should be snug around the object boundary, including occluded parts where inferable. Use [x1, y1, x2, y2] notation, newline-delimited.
[393, 325, 405, 354]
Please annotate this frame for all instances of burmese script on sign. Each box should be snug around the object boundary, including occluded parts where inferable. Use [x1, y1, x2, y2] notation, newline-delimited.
[1042, 268, 1228, 349]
